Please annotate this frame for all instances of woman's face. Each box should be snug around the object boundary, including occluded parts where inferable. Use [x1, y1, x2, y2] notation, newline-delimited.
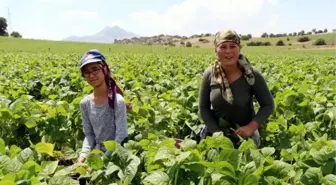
[82, 62, 105, 88]
[215, 41, 240, 68]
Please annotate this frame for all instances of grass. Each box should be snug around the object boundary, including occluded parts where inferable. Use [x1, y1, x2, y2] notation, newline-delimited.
[0, 34, 335, 57]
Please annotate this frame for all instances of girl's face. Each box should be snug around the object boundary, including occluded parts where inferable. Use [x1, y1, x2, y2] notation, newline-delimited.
[82, 62, 105, 88]
[215, 41, 240, 68]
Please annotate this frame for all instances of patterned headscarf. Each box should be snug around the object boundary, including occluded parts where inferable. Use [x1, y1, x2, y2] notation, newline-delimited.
[80, 49, 132, 110]
[212, 30, 255, 104]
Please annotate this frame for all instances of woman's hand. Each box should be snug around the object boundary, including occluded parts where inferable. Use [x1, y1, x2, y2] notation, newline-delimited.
[234, 121, 259, 138]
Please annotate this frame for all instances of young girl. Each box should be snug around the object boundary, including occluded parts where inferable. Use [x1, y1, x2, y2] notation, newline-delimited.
[77, 49, 130, 163]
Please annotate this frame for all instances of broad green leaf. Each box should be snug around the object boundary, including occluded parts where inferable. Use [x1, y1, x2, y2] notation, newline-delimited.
[266, 122, 279, 133]
[215, 148, 240, 170]
[35, 142, 55, 157]
[261, 147, 275, 157]
[200, 161, 237, 181]
[115, 148, 141, 182]
[322, 174, 336, 185]
[75, 166, 87, 176]
[0, 180, 16, 185]
[263, 176, 282, 185]
[180, 139, 197, 149]
[143, 171, 170, 185]
[24, 160, 42, 173]
[104, 140, 117, 152]
[0, 155, 10, 168]
[176, 151, 191, 163]
[90, 149, 103, 155]
[238, 173, 259, 185]
[241, 161, 256, 174]
[300, 167, 323, 185]
[16, 148, 34, 164]
[0, 108, 13, 119]
[87, 155, 103, 170]
[321, 159, 335, 175]
[154, 146, 175, 161]
[24, 120, 37, 128]
[9, 145, 22, 158]
[2, 173, 16, 181]
[264, 160, 293, 179]
[40, 161, 59, 175]
[105, 162, 120, 176]
[0, 138, 5, 154]
[16, 169, 35, 181]
[48, 175, 73, 185]
[3, 158, 23, 174]
[63, 146, 78, 160]
[238, 139, 257, 152]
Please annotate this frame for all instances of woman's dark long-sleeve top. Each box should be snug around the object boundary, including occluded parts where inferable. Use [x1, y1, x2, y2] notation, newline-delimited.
[198, 66, 275, 134]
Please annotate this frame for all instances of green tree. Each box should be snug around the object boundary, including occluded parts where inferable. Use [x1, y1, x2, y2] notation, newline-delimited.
[0, 17, 8, 36]
[10, 31, 22, 38]
[261, 32, 268, 38]
[313, 38, 326, 45]
[186, 41, 192, 47]
[297, 36, 310, 42]
[240, 35, 249, 40]
[276, 40, 285, 46]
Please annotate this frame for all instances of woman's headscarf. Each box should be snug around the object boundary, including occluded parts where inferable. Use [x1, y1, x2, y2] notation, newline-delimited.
[212, 30, 255, 104]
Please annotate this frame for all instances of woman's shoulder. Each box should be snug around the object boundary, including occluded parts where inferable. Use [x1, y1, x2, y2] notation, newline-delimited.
[251, 67, 264, 78]
[202, 65, 214, 77]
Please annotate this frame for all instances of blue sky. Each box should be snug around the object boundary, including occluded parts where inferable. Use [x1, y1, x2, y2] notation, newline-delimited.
[0, 0, 335, 40]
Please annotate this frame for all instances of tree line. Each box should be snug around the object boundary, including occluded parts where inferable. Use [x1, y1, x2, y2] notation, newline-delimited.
[0, 17, 22, 38]
[260, 28, 329, 38]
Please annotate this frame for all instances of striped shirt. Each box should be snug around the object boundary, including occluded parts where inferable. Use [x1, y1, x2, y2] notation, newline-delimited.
[79, 93, 128, 158]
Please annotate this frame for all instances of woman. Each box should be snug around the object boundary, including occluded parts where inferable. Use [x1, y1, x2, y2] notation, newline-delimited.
[198, 29, 274, 147]
[77, 49, 130, 163]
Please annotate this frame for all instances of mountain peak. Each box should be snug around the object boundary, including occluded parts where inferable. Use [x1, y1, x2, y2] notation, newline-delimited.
[63, 26, 139, 43]
[103, 25, 121, 30]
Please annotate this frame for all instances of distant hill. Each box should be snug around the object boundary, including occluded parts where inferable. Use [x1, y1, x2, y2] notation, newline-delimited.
[63, 26, 139, 43]
[114, 31, 335, 48]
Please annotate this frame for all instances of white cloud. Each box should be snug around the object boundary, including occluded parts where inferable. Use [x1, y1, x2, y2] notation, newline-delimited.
[268, 14, 279, 27]
[20, 23, 49, 39]
[60, 10, 98, 20]
[61, 10, 73, 17]
[109, 20, 121, 27]
[38, 0, 69, 3]
[0, 0, 6, 6]
[78, 11, 98, 19]
[266, 0, 279, 7]
[128, 0, 278, 36]
[0, 0, 8, 16]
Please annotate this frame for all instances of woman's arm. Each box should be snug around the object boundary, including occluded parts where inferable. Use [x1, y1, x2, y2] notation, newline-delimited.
[114, 94, 128, 144]
[234, 69, 275, 138]
[199, 68, 221, 134]
[79, 99, 96, 160]
[251, 69, 275, 126]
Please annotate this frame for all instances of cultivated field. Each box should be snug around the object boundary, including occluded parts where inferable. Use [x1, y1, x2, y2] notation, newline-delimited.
[0, 37, 335, 185]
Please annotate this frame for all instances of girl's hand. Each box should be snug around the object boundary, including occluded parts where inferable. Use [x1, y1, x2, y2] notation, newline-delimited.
[126, 103, 132, 110]
[78, 156, 86, 163]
